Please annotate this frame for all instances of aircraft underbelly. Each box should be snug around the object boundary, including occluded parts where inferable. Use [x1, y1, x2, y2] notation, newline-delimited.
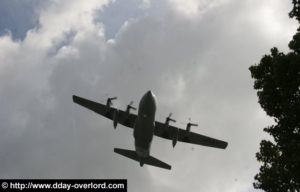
[134, 118, 154, 158]
[133, 90, 156, 158]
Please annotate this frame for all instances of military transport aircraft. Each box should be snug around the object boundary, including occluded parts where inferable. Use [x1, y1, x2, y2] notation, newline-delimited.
[72, 91, 228, 170]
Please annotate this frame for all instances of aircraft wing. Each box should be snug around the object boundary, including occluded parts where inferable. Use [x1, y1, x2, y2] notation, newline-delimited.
[154, 121, 228, 149]
[72, 95, 136, 129]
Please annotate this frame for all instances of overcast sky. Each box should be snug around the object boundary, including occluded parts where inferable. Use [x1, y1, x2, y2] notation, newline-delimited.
[0, 0, 298, 191]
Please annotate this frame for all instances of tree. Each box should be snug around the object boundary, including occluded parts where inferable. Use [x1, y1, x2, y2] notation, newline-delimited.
[289, 0, 300, 23]
[249, 2, 300, 191]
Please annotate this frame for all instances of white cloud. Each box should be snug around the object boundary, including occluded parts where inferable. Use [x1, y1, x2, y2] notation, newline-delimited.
[0, 0, 298, 191]
[139, 0, 151, 9]
[167, 0, 230, 17]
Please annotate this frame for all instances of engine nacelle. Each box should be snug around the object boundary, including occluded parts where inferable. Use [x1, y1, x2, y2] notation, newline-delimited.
[126, 101, 136, 114]
[172, 128, 179, 148]
[165, 113, 176, 126]
[106, 97, 117, 114]
[186, 122, 198, 132]
[113, 110, 119, 129]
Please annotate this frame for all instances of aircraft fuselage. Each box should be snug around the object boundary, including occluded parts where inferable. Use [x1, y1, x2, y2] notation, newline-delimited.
[133, 91, 156, 159]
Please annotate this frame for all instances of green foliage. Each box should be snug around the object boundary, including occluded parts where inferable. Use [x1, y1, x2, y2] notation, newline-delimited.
[289, 0, 300, 22]
[249, 3, 300, 190]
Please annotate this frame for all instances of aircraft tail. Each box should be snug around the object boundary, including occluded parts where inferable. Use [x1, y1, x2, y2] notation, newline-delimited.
[114, 148, 171, 170]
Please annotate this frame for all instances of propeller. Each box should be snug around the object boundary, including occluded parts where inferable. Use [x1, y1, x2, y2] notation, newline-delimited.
[178, 117, 199, 132]
[180, 117, 194, 125]
[165, 113, 176, 124]
[168, 113, 173, 118]
[129, 101, 134, 106]
[186, 117, 198, 132]
[128, 101, 136, 110]
[187, 117, 198, 125]
[106, 97, 117, 108]
[126, 101, 136, 113]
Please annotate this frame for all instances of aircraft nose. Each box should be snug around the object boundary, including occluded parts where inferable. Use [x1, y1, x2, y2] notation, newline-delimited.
[146, 90, 154, 98]
[144, 90, 156, 103]
[139, 90, 157, 114]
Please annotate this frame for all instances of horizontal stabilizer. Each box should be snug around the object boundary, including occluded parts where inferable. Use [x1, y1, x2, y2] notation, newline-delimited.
[114, 148, 171, 170]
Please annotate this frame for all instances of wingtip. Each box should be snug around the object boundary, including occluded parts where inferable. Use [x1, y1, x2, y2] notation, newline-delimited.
[72, 95, 78, 102]
[223, 142, 228, 149]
